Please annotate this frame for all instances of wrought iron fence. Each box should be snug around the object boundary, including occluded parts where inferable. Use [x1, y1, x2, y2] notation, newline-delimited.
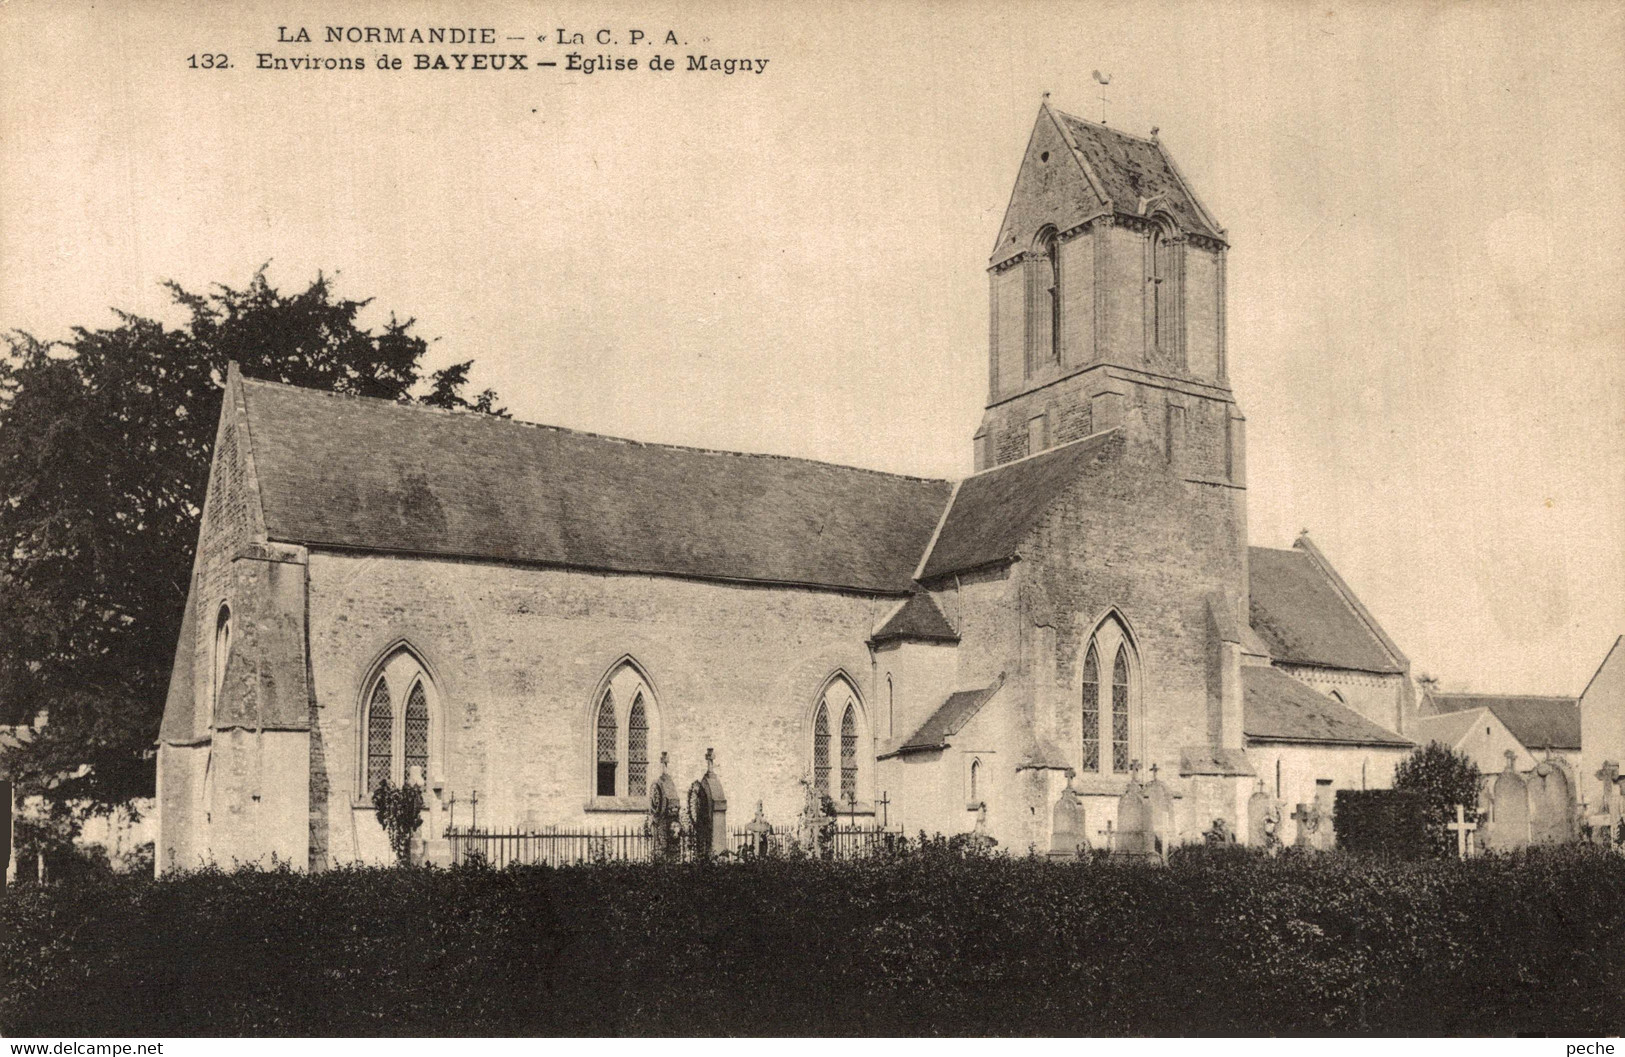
[730, 824, 905, 860]
[446, 825, 682, 867]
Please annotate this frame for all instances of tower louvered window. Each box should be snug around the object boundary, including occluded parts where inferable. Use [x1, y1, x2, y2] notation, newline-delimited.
[404, 681, 429, 786]
[813, 703, 831, 796]
[1112, 646, 1130, 773]
[596, 692, 618, 797]
[840, 705, 858, 803]
[1080, 645, 1101, 773]
[627, 694, 648, 797]
[366, 679, 393, 796]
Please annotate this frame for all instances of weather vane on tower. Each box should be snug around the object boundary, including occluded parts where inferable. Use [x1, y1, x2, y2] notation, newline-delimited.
[1092, 69, 1112, 124]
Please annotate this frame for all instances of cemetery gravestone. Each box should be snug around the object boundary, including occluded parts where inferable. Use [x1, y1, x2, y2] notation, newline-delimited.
[1291, 803, 1316, 849]
[1144, 764, 1176, 854]
[1527, 757, 1576, 844]
[1247, 781, 1281, 852]
[1114, 763, 1158, 858]
[1482, 751, 1530, 852]
[1049, 771, 1087, 860]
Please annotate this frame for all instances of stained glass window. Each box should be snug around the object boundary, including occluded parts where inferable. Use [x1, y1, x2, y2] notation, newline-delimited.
[596, 692, 617, 797]
[366, 679, 392, 796]
[1081, 644, 1100, 772]
[813, 702, 830, 796]
[840, 704, 858, 804]
[404, 681, 429, 786]
[628, 694, 648, 798]
[1112, 645, 1130, 773]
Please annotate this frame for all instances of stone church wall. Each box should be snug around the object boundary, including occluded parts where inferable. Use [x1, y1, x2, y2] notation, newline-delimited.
[304, 551, 897, 864]
[983, 433, 1246, 829]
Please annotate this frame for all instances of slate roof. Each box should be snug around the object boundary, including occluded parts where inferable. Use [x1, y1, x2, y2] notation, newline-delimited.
[871, 590, 959, 646]
[888, 679, 1004, 756]
[1425, 693, 1581, 752]
[1243, 666, 1412, 747]
[918, 432, 1120, 580]
[1410, 708, 1490, 750]
[240, 377, 953, 594]
[1054, 111, 1224, 241]
[1248, 546, 1402, 673]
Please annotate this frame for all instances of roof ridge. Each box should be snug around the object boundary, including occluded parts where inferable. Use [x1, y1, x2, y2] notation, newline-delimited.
[1431, 691, 1579, 702]
[238, 373, 953, 487]
[1052, 108, 1161, 145]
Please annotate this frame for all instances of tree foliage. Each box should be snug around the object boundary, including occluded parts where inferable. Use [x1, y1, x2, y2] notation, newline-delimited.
[371, 779, 426, 867]
[0, 268, 503, 812]
[1393, 740, 1484, 855]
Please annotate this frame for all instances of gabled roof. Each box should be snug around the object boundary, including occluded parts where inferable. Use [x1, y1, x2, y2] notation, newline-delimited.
[1581, 635, 1624, 699]
[871, 590, 958, 646]
[1243, 666, 1412, 748]
[887, 678, 1004, 757]
[1425, 693, 1581, 752]
[1053, 109, 1224, 241]
[1248, 542, 1404, 674]
[1410, 707, 1492, 750]
[239, 375, 953, 595]
[918, 431, 1120, 580]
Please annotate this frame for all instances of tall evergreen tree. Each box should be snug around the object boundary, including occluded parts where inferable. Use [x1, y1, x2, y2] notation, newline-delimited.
[0, 269, 503, 813]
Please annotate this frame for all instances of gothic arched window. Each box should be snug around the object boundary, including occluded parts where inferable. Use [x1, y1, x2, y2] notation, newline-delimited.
[1112, 645, 1131, 773]
[359, 645, 442, 801]
[210, 604, 232, 725]
[969, 757, 982, 803]
[1149, 221, 1180, 361]
[840, 705, 858, 803]
[813, 703, 831, 796]
[589, 659, 662, 803]
[366, 679, 393, 795]
[1078, 616, 1140, 776]
[627, 694, 649, 798]
[1080, 644, 1101, 773]
[1044, 229, 1061, 365]
[812, 674, 869, 806]
[596, 692, 618, 797]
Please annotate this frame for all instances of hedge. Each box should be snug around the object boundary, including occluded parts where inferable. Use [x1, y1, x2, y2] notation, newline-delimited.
[3, 845, 1623, 1036]
[1333, 789, 1432, 859]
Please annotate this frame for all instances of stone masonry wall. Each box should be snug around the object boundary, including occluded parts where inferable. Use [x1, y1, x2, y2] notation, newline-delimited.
[305, 552, 900, 865]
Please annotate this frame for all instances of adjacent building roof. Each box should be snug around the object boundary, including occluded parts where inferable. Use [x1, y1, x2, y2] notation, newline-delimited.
[240, 376, 953, 595]
[887, 678, 1004, 756]
[1053, 110, 1224, 241]
[871, 590, 959, 646]
[1409, 708, 1491, 751]
[1248, 545, 1403, 673]
[1425, 693, 1581, 753]
[918, 431, 1119, 581]
[1243, 666, 1412, 748]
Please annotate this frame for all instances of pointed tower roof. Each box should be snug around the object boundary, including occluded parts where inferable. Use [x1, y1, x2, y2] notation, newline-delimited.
[992, 100, 1225, 268]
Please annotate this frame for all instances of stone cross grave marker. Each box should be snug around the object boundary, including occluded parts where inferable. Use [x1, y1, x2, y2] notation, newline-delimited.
[1290, 803, 1314, 849]
[1596, 762, 1620, 816]
[1447, 804, 1477, 859]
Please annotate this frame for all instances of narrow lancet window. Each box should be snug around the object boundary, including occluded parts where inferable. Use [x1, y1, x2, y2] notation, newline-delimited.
[1112, 645, 1130, 773]
[366, 679, 393, 796]
[596, 692, 618, 797]
[404, 681, 429, 785]
[1080, 645, 1101, 773]
[813, 703, 831, 796]
[840, 704, 858, 803]
[627, 694, 649, 798]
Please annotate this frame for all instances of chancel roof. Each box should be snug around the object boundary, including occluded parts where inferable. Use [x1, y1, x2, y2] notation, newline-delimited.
[1248, 545, 1404, 674]
[241, 377, 952, 594]
[1243, 667, 1412, 748]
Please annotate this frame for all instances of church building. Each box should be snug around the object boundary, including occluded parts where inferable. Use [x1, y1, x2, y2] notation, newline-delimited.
[156, 100, 1422, 872]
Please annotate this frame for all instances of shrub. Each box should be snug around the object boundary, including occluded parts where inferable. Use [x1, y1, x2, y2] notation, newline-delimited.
[1394, 741, 1483, 855]
[370, 780, 425, 866]
[2, 847, 1622, 1036]
[1334, 789, 1431, 859]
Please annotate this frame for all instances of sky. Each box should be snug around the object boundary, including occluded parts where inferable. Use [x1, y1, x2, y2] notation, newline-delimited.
[2, 0, 1621, 697]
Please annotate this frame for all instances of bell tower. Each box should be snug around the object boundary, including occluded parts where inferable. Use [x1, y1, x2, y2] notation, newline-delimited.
[972, 99, 1244, 492]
